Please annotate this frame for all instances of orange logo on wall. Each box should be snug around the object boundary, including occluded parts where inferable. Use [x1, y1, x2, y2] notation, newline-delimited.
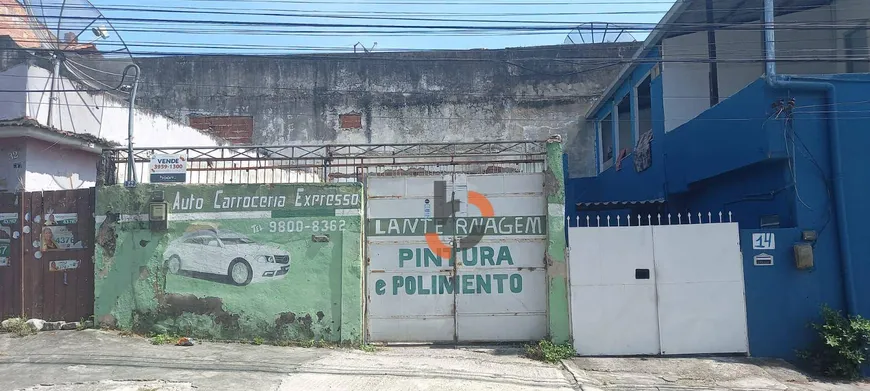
[425, 191, 494, 260]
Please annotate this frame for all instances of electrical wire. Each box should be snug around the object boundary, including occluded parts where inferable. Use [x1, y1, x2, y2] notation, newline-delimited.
[8, 32, 870, 54]
[17, 3, 845, 23]
[783, 106, 833, 236]
[5, 11, 870, 32]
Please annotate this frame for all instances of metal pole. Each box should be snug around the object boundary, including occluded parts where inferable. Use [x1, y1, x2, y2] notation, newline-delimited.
[46, 56, 60, 127]
[764, 0, 776, 79]
[705, 0, 719, 106]
[124, 64, 141, 187]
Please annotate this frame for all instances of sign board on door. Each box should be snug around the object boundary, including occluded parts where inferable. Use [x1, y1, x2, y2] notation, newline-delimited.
[49, 260, 80, 272]
[150, 154, 187, 183]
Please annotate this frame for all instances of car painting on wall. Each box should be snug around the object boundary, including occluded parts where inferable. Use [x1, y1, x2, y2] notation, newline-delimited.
[94, 183, 364, 343]
[163, 226, 291, 286]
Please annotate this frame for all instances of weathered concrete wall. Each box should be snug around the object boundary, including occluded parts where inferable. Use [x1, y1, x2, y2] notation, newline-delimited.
[0, 136, 25, 192]
[0, 37, 29, 73]
[19, 65, 224, 148]
[544, 138, 569, 343]
[24, 137, 97, 191]
[94, 183, 363, 343]
[132, 43, 640, 177]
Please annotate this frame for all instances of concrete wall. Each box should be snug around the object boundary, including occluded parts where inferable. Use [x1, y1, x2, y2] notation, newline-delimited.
[0, 137, 25, 192]
[19, 65, 223, 148]
[131, 43, 640, 178]
[23, 138, 97, 191]
[659, 2, 850, 132]
[661, 32, 710, 133]
[0, 36, 29, 73]
[0, 63, 26, 120]
[739, 228, 843, 360]
[834, 0, 870, 73]
[94, 183, 363, 343]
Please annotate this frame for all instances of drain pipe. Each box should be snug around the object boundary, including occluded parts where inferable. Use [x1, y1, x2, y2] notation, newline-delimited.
[762, 0, 857, 316]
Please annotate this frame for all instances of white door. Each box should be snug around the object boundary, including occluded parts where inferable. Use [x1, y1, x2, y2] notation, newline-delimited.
[366, 172, 548, 343]
[568, 222, 748, 356]
[652, 223, 748, 355]
[569, 226, 661, 355]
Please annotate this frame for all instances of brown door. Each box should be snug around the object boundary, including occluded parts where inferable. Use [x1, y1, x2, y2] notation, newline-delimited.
[0, 192, 22, 319]
[20, 189, 95, 321]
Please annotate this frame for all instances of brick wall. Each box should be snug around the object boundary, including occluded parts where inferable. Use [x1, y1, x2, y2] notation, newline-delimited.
[188, 116, 254, 145]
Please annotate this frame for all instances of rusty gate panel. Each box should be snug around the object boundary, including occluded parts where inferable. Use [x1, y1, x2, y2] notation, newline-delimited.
[0, 192, 22, 320]
[20, 189, 95, 321]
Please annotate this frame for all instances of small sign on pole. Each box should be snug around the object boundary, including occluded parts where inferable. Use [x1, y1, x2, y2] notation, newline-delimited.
[149, 153, 187, 183]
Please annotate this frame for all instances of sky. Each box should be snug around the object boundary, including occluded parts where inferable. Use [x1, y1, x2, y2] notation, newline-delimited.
[56, 0, 677, 56]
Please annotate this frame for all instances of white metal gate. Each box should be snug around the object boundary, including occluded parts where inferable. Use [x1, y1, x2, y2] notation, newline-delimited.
[366, 172, 548, 342]
[568, 219, 748, 355]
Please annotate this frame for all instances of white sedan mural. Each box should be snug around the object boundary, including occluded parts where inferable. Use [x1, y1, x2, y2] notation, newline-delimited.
[163, 228, 291, 286]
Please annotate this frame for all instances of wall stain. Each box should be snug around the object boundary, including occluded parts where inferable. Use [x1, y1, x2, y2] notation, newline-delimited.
[96, 212, 119, 257]
[160, 293, 240, 328]
[273, 311, 319, 341]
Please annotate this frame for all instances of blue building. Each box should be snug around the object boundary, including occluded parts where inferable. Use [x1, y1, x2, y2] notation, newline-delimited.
[566, 0, 870, 362]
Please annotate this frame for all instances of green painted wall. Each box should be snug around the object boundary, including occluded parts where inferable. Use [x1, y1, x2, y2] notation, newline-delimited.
[94, 183, 363, 343]
[545, 139, 570, 344]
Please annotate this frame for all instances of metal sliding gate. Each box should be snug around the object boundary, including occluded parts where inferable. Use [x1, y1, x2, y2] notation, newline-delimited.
[365, 170, 549, 343]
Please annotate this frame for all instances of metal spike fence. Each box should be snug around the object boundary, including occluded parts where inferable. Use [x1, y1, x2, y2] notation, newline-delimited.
[99, 141, 548, 185]
[567, 211, 734, 228]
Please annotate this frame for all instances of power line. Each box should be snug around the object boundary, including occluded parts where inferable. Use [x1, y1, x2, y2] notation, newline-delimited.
[19, 3, 838, 24]
[6, 12, 869, 32]
[3, 41, 867, 60]
[10, 37, 865, 54]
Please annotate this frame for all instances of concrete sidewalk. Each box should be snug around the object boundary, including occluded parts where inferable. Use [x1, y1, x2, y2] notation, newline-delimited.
[3, 330, 869, 391]
[0, 330, 574, 391]
[562, 356, 870, 391]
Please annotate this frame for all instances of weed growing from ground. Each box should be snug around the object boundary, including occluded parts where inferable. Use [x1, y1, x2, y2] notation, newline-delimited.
[150, 333, 181, 345]
[524, 340, 576, 363]
[799, 305, 870, 380]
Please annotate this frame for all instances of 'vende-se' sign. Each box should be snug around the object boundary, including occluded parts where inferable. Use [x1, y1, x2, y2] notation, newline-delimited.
[150, 153, 187, 183]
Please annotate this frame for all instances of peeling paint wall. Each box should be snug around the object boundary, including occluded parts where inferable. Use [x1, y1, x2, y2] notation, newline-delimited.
[94, 183, 363, 343]
[132, 43, 640, 177]
[0, 137, 25, 192]
[19, 65, 224, 148]
[23, 138, 97, 191]
[544, 139, 569, 343]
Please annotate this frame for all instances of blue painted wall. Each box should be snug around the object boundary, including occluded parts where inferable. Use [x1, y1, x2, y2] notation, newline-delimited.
[664, 78, 789, 193]
[576, 47, 668, 205]
[813, 76, 870, 320]
[567, 72, 870, 364]
[670, 161, 794, 229]
[740, 228, 844, 360]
